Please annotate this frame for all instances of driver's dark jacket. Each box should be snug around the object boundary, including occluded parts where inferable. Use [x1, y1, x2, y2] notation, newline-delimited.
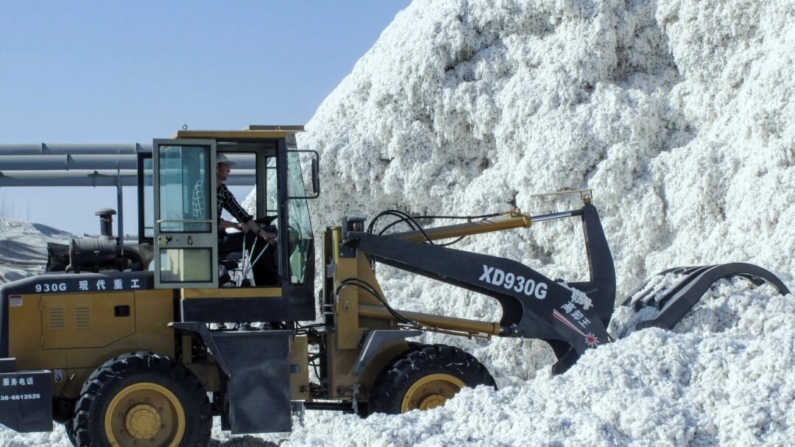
[217, 183, 252, 225]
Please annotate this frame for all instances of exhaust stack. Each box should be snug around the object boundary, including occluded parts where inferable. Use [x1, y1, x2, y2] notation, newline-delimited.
[96, 208, 116, 238]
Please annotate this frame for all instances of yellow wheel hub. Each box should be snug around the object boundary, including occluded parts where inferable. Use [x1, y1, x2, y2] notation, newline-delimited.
[401, 373, 466, 413]
[125, 404, 162, 439]
[104, 382, 186, 447]
[418, 394, 447, 410]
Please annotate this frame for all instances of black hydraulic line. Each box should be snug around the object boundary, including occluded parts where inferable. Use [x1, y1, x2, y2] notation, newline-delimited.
[368, 210, 422, 234]
[378, 212, 502, 234]
[371, 209, 502, 247]
[336, 278, 415, 325]
[378, 219, 418, 235]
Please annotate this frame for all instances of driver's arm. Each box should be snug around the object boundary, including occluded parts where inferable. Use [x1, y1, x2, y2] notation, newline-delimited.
[218, 219, 241, 230]
[217, 184, 277, 243]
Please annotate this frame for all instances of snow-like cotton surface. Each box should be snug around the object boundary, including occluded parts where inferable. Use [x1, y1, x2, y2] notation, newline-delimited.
[0, 219, 73, 283]
[3, 0, 795, 445]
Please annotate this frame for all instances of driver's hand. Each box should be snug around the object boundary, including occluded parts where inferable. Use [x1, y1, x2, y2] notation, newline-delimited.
[237, 222, 249, 233]
[259, 231, 277, 244]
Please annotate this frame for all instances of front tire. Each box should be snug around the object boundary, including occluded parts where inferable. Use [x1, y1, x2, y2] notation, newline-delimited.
[368, 344, 496, 415]
[72, 352, 211, 447]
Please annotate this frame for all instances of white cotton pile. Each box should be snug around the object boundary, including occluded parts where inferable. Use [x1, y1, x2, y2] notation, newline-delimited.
[0, 219, 73, 283]
[298, 0, 795, 293]
[272, 282, 795, 447]
[287, 0, 795, 445]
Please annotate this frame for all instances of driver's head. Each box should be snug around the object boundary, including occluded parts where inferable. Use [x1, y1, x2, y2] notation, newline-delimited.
[216, 153, 235, 182]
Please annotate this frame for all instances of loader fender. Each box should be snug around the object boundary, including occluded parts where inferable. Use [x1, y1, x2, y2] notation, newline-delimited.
[352, 329, 422, 377]
[169, 322, 293, 434]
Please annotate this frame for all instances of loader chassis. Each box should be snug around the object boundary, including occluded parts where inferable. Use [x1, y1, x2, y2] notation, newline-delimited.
[0, 126, 789, 447]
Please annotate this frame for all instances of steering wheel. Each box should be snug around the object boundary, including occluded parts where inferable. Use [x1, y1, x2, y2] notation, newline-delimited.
[238, 216, 279, 282]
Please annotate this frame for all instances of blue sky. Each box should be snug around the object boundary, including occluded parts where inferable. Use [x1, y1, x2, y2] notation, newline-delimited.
[0, 1, 409, 234]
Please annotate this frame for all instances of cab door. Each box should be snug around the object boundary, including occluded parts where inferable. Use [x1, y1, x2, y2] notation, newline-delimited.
[153, 139, 219, 288]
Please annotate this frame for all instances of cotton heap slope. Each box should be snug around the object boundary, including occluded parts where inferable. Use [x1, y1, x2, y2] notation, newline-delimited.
[287, 0, 795, 445]
[299, 0, 795, 294]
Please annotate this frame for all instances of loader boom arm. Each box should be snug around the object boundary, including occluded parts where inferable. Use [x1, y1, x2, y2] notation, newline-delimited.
[346, 204, 616, 373]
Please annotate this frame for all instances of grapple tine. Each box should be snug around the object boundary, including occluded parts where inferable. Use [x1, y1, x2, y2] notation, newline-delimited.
[651, 266, 712, 310]
[622, 266, 710, 310]
[631, 263, 790, 330]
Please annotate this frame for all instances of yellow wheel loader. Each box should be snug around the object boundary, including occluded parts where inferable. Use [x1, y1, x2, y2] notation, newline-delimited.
[0, 126, 788, 446]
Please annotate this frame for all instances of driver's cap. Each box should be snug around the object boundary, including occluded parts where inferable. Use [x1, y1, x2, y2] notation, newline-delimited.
[217, 153, 236, 166]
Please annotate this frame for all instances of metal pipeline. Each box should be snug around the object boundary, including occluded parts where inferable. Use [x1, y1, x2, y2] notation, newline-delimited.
[0, 170, 256, 187]
[0, 143, 150, 155]
[0, 154, 138, 170]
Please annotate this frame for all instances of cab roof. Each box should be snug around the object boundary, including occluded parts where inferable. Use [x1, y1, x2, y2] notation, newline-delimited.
[171, 125, 305, 140]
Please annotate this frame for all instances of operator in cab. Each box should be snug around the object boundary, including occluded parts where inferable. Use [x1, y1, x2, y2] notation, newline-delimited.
[216, 153, 279, 286]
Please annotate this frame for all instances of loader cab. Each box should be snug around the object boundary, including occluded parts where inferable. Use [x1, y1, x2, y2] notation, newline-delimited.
[138, 125, 319, 323]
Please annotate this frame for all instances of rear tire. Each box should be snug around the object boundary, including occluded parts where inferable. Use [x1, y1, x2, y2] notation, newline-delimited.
[72, 352, 211, 447]
[368, 344, 496, 415]
[66, 421, 78, 446]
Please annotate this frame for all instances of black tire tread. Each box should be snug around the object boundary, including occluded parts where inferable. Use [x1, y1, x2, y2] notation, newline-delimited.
[72, 351, 211, 447]
[368, 344, 496, 415]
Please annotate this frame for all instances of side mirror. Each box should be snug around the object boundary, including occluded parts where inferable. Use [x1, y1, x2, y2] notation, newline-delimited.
[311, 158, 320, 197]
[286, 150, 321, 200]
